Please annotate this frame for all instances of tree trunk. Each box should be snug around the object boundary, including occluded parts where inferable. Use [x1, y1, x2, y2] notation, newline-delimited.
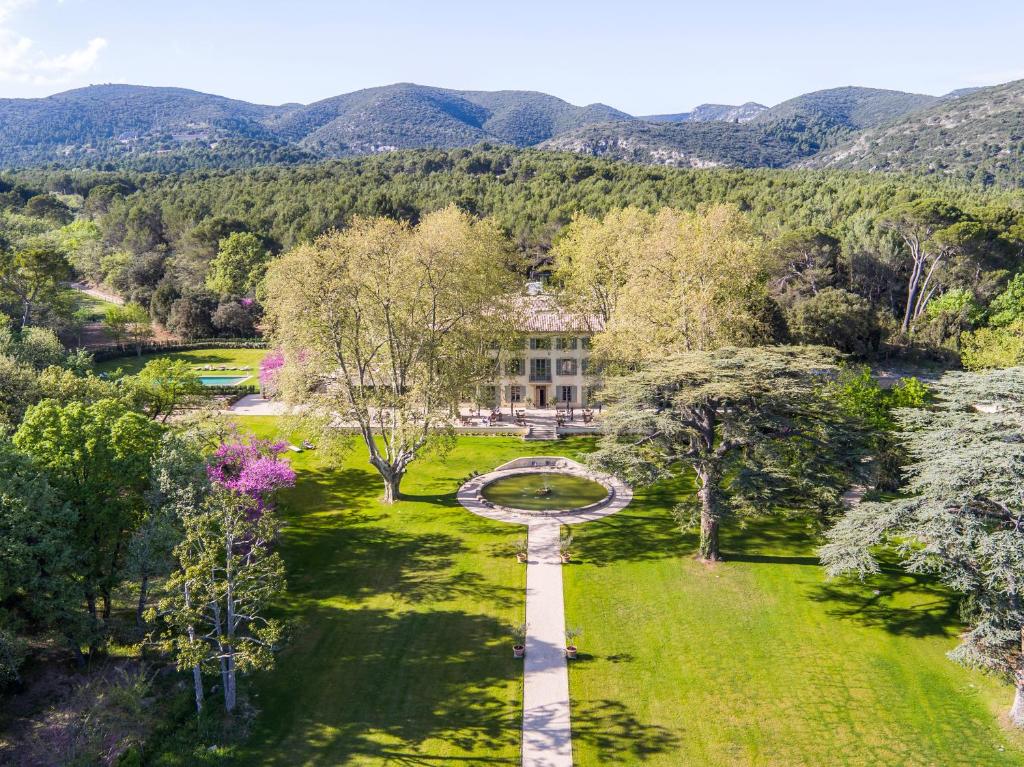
[101, 590, 112, 621]
[696, 464, 722, 562]
[193, 665, 205, 714]
[224, 655, 237, 713]
[382, 471, 403, 504]
[699, 505, 721, 562]
[1012, 674, 1024, 728]
[136, 573, 149, 629]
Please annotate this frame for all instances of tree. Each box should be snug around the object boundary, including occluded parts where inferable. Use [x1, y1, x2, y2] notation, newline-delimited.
[986, 272, 1024, 328]
[264, 206, 521, 502]
[767, 226, 841, 307]
[881, 200, 965, 333]
[820, 368, 1024, 726]
[211, 300, 258, 337]
[551, 207, 654, 325]
[166, 296, 215, 340]
[133, 358, 203, 423]
[787, 288, 881, 356]
[589, 347, 861, 561]
[13, 398, 163, 637]
[103, 303, 153, 355]
[596, 205, 777, 364]
[0, 439, 79, 679]
[130, 430, 209, 631]
[205, 232, 269, 298]
[961, 322, 1024, 370]
[0, 245, 72, 328]
[154, 488, 285, 714]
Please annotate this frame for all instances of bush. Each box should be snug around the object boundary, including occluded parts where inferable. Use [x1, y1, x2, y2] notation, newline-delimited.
[787, 288, 881, 356]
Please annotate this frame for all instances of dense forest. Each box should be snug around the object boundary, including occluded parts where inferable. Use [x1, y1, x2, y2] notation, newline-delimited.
[4, 145, 1024, 363]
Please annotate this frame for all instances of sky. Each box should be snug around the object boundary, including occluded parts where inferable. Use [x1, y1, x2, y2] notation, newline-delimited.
[2, 0, 1024, 114]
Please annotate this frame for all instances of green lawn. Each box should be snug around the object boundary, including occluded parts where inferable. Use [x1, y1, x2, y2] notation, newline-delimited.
[210, 422, 597, 766]
[564, 477, 1024, 766]
[74, 292, 120, 322]
[148, 423, 1024, 766]
[95, 347, 267, 376]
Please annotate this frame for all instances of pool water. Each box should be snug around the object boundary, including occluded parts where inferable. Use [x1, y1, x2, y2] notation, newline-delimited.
[481, 472, 609, 511]
[198, 375, 251, 387]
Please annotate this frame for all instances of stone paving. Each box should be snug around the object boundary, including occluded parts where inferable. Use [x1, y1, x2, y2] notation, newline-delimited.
[457, 457, 632, 767]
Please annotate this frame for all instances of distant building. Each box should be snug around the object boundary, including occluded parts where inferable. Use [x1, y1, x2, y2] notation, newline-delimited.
[481, 292, 604, 410]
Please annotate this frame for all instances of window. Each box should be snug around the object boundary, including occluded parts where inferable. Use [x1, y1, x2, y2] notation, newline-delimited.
[530, 358, 551, 382]
[480, 385, 497, 404]
[556, 358, 578, 376]
[505, 358, 525, 376]
[581, 358, 590, 375]
[580, 336, 593, 350]
[529, 337, 551, 350]
[510, 385, 524, 403]
[559, 385, 576, 404]
[555, 336, 578, 350]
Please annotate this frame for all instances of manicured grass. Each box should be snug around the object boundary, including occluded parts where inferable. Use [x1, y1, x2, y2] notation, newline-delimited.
[148, 423, 1024, 765]
[204, 421, 599, 766]
[95, 347, 267, 376]
[74, 292, 120, 322]
[564, 479, 1024, 766]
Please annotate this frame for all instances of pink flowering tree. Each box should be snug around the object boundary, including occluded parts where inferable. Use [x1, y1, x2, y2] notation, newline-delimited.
[259, 350, 285, 397]
[207, 434, 295, 512]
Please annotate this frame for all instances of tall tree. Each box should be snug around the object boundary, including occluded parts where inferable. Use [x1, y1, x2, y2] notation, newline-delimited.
[821, 368, 1024, 727]
[205, 231, 269, 298]
[551, 206, 654, 325]
[0, 245, 72, 328]
[0, 439, 79, 677]
[596, 205, 777, 364]
[590, 347, 861, 561]
[154, 488, 285, 714]
[264, 206, 521, 502]
[881, 199, 965, 333]
[13, 398, 163, 635]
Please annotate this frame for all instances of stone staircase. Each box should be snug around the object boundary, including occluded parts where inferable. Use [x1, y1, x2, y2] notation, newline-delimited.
[523, 410, 559, 441]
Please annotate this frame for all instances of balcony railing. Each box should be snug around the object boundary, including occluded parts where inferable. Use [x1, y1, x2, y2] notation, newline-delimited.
[529, 372, 552, 382]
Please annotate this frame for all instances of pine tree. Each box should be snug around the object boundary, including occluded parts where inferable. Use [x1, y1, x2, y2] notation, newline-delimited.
[591, 346, 865, 560]
[821, 367, 1024, 726]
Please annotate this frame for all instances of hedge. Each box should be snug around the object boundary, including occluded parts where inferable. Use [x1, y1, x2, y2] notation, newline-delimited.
[89, 339, 268, 363]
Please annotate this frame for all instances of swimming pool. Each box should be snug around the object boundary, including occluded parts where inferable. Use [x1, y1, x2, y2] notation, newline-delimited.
[198, 375, 251, 387]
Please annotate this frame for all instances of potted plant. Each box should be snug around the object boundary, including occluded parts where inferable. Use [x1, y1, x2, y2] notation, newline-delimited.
[565, 626, 582, 659]
[511, 621, 528, 658]
[559, 531, 574, 563]
[514, 537, 529, 564]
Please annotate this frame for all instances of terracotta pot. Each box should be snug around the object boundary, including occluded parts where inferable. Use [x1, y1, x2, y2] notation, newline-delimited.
[560, 553, 571, 563]
[565, 645, 578, 659]
[513, 644, 525, 658]
[516, 552, 528, 563]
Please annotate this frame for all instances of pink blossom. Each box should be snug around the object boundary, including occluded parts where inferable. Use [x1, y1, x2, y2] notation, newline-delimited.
[259, 350, 286, 393]
[207, 435, 295, 511]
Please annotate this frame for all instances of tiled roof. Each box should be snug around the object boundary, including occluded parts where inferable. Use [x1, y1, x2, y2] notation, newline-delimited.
[516, 295, 604, 334]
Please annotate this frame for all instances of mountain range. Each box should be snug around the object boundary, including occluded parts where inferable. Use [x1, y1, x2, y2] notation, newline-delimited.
[1, 80, 1022, 185]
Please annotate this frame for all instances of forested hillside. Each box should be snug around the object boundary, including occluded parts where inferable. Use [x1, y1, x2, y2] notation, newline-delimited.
[7, 145, 1024, 358]
[541, 87, 940, 169]
[807, 79, 1024, 186]
[5, 81, 1024, 188]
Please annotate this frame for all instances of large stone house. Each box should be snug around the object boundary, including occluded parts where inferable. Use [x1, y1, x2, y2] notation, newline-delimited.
[481, 293, 604, 411]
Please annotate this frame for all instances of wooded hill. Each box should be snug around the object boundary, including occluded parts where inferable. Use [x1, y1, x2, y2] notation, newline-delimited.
[6, 80, 1024, 187]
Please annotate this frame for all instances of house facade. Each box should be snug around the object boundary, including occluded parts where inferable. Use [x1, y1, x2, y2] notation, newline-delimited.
[481, 293, 604, 410]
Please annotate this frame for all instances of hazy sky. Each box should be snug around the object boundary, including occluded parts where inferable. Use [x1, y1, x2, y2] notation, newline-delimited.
[2, 0, 1023, 113]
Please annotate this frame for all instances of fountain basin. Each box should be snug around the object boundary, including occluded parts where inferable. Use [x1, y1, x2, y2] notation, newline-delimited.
[480, 471, 609, 512]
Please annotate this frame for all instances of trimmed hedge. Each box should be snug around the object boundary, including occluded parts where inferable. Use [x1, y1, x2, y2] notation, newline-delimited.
[90, 339, 268, 363]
